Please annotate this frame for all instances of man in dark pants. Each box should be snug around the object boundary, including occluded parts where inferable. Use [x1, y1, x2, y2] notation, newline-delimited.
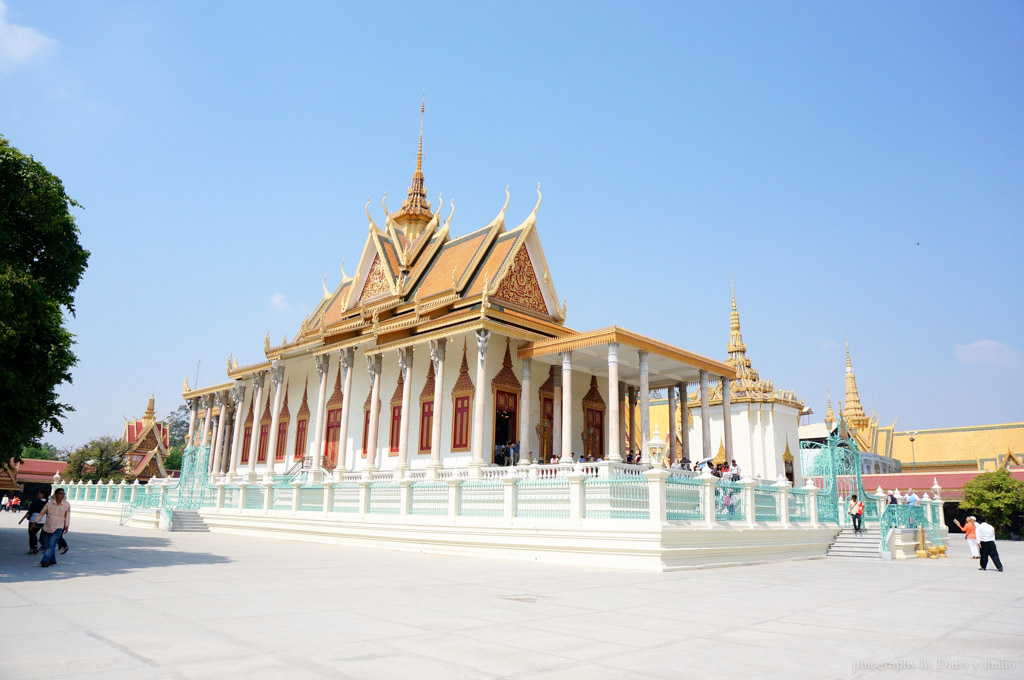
[975, 518, 1003, 572]
[18, 491, 47, 554]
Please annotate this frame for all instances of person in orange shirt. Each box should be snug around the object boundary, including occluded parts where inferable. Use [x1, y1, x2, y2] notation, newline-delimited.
[954, 516, 980, 559]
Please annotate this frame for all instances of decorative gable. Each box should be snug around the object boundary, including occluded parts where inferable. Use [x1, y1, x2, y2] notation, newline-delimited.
[492, 246, 547, 315]
[359, 254, 391, 302]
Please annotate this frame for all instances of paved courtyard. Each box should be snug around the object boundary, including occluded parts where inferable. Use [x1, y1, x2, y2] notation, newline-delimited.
[0, 514, 1021, 680]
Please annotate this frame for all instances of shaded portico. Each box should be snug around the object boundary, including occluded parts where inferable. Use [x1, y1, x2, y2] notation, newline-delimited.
[518, 327, 737, 465]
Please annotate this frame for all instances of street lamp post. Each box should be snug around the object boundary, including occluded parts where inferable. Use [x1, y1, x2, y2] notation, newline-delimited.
[909, 432, 918, 472]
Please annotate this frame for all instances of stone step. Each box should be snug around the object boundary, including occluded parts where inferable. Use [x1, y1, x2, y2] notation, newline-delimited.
[170, 511, 210, 532]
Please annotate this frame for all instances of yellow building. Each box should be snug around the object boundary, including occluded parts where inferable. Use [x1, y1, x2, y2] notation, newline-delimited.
[887, 423, 1024, 473]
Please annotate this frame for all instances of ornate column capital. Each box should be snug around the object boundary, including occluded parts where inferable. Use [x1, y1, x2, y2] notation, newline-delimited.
[314, 354, 330, 380]
[214, 392, 226, 408]
[475, 329, 490, 367]
[339, 347, 354, 372]
[607, 342, 619, 363]
[231, 383, 246, 407]
[397, 346, 413, 376]
[366, 353, 382, 378]
[429, 338, 447, 370]
[270, 360, 285, 388]
[521, 357, 531, 380]
[560, 350, 572, 370]
[251, 370, 267, 390]
[638, 350, 649, 375]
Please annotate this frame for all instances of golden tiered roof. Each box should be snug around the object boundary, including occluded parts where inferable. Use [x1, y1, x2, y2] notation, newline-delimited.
[391, 99, 434, 238]
[843, 341, 869, 433]
[694, 283, 802, 409]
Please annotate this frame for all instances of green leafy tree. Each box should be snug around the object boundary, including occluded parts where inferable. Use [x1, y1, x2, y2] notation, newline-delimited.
[63, 436, 131, 483]
[165, 404, 191, 447]
[960, 469, 1024, 533]
[165, 445, 183, 472]
[21, 443, 59, 460]
[0, 136, 89, 466]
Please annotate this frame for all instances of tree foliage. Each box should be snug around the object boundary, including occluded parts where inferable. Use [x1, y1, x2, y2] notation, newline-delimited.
[63, 436, 131, 483]
[0, 136, 89, 465]
[960, 469, 1024, 533]
[21, 442, 59, 460]
[165, 404, 191, 447]
[165, 445, 183, 472]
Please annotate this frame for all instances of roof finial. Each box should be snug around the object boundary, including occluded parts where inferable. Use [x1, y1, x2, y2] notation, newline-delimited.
[730, 276, 739, 332]
[417, 95, 424, 174]
[845, 338, 852, 373]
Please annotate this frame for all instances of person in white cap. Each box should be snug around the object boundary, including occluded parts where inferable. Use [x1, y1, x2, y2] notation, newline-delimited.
[953, 516, 980, 559]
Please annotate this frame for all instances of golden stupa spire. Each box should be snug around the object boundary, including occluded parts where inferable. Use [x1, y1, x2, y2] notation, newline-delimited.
[725, 278, 754, 380]
[825, 385, 835, 430]
[393, 97, 434, 237]
[142, 393, 156, 426]
[843, 339, 868, 432]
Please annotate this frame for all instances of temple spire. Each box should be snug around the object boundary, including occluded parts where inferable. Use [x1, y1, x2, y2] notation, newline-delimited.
[142, 393, 156, 426]
[843, 340, 868, 432]
[393, 97, 434, 238]
[725, 280, 753, 378]
[825, 385, 835, 431]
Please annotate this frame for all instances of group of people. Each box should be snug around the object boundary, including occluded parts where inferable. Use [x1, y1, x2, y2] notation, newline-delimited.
[954, 516, 1003, 572]
[885, 489, 921, 506]
[2, 494, 22, 512]
[494, 441, 521, 466]
[16, 488, 71, 568]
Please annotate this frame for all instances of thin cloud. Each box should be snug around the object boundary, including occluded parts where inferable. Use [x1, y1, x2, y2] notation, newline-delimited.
[955, 340, 1021, 369]
[269, 292, 290, 311]
[822, 339, 837, 350]
[0, 1, 59, 72]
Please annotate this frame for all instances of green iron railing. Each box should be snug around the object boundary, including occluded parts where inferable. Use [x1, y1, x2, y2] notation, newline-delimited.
[332, 483, 360, 513]
[754, 481, 780, 522]
[879, 504, 940, 550]
[367, 482, 400, 515]
[518, 478, 572, 519]
[715, 479, 745, 522]
[458, 480, 503, 518]
[409, 481, 448, 516]
[788, 487, 810, 522]
[665, 474, 703, 521]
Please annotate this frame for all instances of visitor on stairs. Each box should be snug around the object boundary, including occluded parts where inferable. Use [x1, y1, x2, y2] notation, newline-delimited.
[847, 495, 864, 534]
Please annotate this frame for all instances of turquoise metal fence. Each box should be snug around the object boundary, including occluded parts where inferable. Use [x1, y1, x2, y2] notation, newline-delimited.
[409, 481, 448, 516]
[788, 487, 810, 522]
[665, 475, 703, 521]
[458, 480, 503, 518]
[715, 479, 745, 521]
[754, 481, 780, 522]
[879, 504, 940, 550]
[518, 478, 572, 519]
[298, 485, 325, 512]
[367, 482, 400, 515]
[332, 483, 359, 513]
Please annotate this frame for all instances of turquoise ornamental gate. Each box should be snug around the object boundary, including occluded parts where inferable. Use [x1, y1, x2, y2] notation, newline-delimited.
[120, 445, 213, 524]
[799, 419, 880, 526]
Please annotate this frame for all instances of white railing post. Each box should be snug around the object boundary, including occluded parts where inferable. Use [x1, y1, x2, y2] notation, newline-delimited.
[399, 477, 413, 519]
[158, 484, 169, 510]
[261, 477, 273, 515]
[777, 475, 792, 529]
[237, 482, 249, 513]
[447, 478, 462, 522]
[118, 480, 129, 504]
[323, 480, 335, 516]
[215, 481, 226, 511]
[701, 468, 718, 529]
[568, 470, 587, 522]
[130, 480, 140, 504]
[643, 468, 669, 526]
[503, 476, 518, 524]
[875, 485, 887, 519]
[805, 482, 820, 528]
[290, 480, 302, 514]
[742, 477, 757, 528]
[358, 474, 371, 518]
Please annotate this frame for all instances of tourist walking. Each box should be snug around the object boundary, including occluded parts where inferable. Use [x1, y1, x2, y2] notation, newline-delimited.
[975, 518, 1003, 572]
[1, 494, 8, 512]
[847, 494, 864, 534]
[31, 488, 70, 568]
[954, 516, 980, 559]
[18, 491, 48, 554]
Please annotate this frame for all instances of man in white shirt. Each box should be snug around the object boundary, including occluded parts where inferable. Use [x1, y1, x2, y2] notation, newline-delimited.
[975, 519, 1003, 572]
[906, 490, 920, 507]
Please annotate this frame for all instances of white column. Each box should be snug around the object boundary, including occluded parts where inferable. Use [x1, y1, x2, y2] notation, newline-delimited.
[628, 386, 637, 458]
[679, 381, 689, 463]
[396, 347, 414, 473]
[470, 330, 490, 473]
[337, 348, 355, 471]
[246, 372, 265, 478]
[639, 351, 650, 464]
[428, 339, 446, 475]
[310, 354, 330, 474]
[552, 372, 562, 462]
[700, 369, 711, 462]
[519, 358, 532, 464]
[266, 361, 286, 473]
[365, 354, 383, 470]
[607, 344, 621, 462]
[227, 384, 246, 477]
[199, 396, 213, 448]
[667, 384, 677, 465]
[618, 380, 627, 460]
[210, 392, 227, 474]
[722, 377, 733, 464]
[186, 399, 198, 446]
[560, 351, 573, 463]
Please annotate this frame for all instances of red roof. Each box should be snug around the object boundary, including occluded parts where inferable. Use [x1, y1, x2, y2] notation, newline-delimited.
[13, 459, 68, 483]
[861, 469, 1024, 501]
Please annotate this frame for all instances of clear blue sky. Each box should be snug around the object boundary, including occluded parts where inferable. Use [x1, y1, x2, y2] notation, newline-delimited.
[2, 1, 1021, 449]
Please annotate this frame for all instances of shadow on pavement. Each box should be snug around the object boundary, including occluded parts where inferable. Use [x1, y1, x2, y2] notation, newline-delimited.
[0, 523, 230, 582]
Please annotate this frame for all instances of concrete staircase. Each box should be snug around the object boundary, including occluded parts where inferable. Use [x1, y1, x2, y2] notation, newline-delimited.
[169, 510, 210, 532]
[826, 527, 882, 559]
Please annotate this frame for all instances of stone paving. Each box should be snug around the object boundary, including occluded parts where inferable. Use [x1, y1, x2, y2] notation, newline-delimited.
[0, 513, 1021, 680]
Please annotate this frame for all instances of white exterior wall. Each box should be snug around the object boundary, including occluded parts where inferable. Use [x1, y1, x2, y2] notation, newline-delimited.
[686, 401, 802, 482]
